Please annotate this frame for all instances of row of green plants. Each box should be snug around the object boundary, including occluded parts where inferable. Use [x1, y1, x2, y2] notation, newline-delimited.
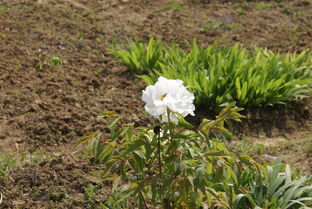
[110, 39, 312, 108]
[80, 108, 312, 208]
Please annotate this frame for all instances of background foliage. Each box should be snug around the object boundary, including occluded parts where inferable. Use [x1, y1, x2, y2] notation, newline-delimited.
[111, 39, 312, 109]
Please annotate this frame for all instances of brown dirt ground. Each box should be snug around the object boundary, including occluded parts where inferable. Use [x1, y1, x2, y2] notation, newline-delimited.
[0, 0, 311, 208]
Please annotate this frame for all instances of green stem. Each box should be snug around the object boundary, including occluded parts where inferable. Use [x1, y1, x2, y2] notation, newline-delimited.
[166, 108, 174, 140]
[158, 133, 162, 177]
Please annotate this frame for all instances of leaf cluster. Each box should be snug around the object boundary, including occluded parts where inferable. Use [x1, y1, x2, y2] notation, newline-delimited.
[111, 39, 312, 108]
[242, 164, 312, 209]
[80, 107, 310, 209]
[109, 38, 163, 74]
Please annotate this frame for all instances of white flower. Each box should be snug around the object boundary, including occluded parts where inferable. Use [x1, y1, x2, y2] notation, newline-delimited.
[142, 77, 195, 123]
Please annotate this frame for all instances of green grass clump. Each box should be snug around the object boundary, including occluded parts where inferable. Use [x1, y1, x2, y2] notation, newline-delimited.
[109, 38, 163, 74]
[0, 154, 15, 185]
[111, 39, 312, 109]
[200, 16, 238, 31]
[164, 1, 183, 11]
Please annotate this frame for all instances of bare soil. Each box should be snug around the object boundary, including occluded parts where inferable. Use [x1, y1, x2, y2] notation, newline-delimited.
[0, 0, 311, 208]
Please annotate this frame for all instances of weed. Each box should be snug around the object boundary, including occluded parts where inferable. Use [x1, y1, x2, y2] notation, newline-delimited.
[95, 34, 105, 43]
[71, 80, 81, 86]
[12, 90, 22, 98]
[242, 1, 250, 7]
[77, 32, 84, 40]
[236, 7, 246, 15]
[200, 16, 237, 31]
[164, 1, 183, 11]
[35, 54, 63, 69]
[85, 183, 96, 208]
[281, 8, 297, 16]
[35, 53, 46, 70]
[48, 55, 63, 67]
[0, 6, 7, 16]
[0, 154, 16, 185]
[24, 5, 35, 14]
[93, 69, 101, 77]
[107, 37, 119, 48]
[0, 33, 6, 39]
[48, 186, 68, 201]
[91, 91, 102, 103]
[31, 186, 67, 202]
[255, 143, 265, 155]
[227, 136, 255, 155]
[291, 27, 300, 36]
[308, 140, 312, 156]
[254, 2, 271, 11]
[24, 150, 58, 165]
[71, 92, 84, 102]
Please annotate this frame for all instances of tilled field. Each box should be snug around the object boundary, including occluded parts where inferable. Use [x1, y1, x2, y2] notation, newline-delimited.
[0, 0, 312, 208]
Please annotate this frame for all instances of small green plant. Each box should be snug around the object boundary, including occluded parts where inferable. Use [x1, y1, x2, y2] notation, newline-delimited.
[35, 54, 63, 69]
[71, 80, 81, 86]
[164, 1, 183, 11]
[200, 16, 237, 31]
[254, 2, 271, 11]
[109, 38, 163, 73]
[107, 37, 119, 48]
[85, 183, 104, 209]
[0, 6, 6, 16]
[71, 92, 84, 102]
[291, 27, 300, 36]
[95, 34, 105, 43]
[0, 154, 16, 185]
[0, 33, 6, 39]
[12, 90, 22, 98]
[48, 55, 63, 67]
[23, 150, 58, 165]
[77, 32, 84, 40]
[93, 69, 101, 77]
[236, 7, 247, 15]
[35, 53, 46, 70]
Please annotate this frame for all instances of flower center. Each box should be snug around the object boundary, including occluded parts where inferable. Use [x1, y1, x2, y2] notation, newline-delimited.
[161, 93, 167, 100]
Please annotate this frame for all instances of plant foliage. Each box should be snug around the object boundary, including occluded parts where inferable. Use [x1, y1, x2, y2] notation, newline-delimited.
[79, 103, 312, 209]
[242, 163, 312, 209]
[109, 38, 163, 74]
[80, 109, 312, 208]
[111, 39, 312, 108]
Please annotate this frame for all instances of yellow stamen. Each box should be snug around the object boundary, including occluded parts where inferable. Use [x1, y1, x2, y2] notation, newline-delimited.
[161, 93, 167, 100]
